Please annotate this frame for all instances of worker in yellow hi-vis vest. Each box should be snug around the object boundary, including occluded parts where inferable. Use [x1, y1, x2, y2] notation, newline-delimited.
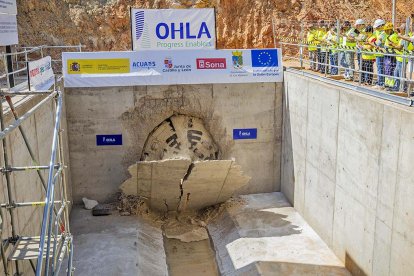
[316, 20, 327, 72]
[343, 21, 357, 80]
[361, 26, 377, 85]
[325, 22, 340, 75]
[383, 23, 399, 89]
[371, 18, 386, 87]
[392, 24, 414, 91]
[307, 23, 319, 71]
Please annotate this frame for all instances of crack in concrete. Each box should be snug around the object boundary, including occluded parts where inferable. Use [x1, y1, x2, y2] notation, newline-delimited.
[163, 199, 170, 218]
[177, 163, 195, 212]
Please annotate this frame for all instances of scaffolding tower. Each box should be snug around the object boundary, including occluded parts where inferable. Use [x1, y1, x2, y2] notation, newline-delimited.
[0, 46, 79, 275]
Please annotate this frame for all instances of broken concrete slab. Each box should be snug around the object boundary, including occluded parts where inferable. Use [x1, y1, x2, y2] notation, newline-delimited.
[150, 159, 192, 212]
[120, 159, 250, 212]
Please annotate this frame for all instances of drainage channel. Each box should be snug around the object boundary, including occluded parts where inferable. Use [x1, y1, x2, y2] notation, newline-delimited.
[163, 236, 219, 276]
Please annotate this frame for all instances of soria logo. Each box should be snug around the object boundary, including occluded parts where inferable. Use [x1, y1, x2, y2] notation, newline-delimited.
[196, 58, 227, 69]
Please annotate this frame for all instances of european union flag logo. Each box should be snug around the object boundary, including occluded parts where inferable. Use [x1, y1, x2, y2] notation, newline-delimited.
[251, 49, 278, 68]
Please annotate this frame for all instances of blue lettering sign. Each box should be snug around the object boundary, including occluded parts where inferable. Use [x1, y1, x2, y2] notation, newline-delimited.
[171, 22, 184, 39]
[96, 134, 123, 146]
[186, 22, 197, 39]
[156, 23, 169, 39]
[198, 22, 211, 39]
[233, 129, 258, 140]
[155, 22, 211, 40]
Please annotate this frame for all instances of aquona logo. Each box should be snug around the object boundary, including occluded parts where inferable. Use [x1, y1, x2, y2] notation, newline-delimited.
[133, 61, 156, 69]
[155, 22, 212, 40]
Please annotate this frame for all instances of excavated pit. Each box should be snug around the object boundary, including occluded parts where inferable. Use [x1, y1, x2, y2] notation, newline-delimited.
[63, 111, 349, 275]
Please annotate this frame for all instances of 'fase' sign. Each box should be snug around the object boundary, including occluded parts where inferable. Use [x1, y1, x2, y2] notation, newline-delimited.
[131, 8, 216, 50]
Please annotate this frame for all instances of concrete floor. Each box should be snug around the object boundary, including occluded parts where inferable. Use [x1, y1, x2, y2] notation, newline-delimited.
[64, 208, 140, 275]
[63, 193, 350, 276]
[60, 207, 167, 276]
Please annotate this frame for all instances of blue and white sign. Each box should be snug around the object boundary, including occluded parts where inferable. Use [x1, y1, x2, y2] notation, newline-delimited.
[131, 8, 216, 50]
[233, 129, 258, 140]
[96, 134, 123, 146]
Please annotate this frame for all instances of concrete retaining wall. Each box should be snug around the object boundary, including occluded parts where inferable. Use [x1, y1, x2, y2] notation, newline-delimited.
[0, 94, 72, 275]
[65, 83, 283, 203]
[282, 71, 414, 275]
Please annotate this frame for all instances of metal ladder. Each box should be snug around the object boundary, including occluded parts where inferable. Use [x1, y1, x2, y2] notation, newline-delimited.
[0, 46, 75, 275]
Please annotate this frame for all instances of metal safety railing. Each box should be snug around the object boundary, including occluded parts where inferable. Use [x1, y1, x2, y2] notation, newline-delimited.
[1, 44, 83, 91]
[272, 16, 414, 106]
[0, 81, 74, 274]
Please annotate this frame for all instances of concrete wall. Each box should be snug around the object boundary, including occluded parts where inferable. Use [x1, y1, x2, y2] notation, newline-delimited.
[282, 71, 414, 276]
[65, 83, 283, 203]
[0, 94, 72, 275]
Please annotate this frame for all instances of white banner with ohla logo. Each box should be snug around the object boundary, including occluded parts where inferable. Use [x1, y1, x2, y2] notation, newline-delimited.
[131, 8, 216, 50]
[62, 49, 283, 87]
[28, 56, 55, 91]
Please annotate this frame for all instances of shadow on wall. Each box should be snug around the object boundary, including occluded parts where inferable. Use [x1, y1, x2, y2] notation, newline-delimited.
[345, 253, 368, 276]
[281, 83, 295, 205]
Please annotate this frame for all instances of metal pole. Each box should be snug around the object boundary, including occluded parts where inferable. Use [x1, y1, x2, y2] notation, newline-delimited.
[0, 239, 8, 275]
[0, 165, 60, 172]
[300, 22, 304, 69]
[51, 202, 65, 274]
[5, 46, 14, 88]
[392, 0, 396, 26]
[336, 19, 342, 76]
[36, 92, 63, 275]
[67, 240, 74, 276]
[57, 111, 70, 233]
[402, 17, 409, 94]
[0, 98, 19, 275]
[359, 53, 363, 85]
[0, 208, 9, 275]
[3, 54, 10, 90]
[54, 236, 70, 276]
[0, 201, 62, 208]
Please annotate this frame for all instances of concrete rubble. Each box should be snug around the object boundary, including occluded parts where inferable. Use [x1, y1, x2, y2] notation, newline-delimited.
[120, 158, 250, 212]
[82, 197, 99, 210]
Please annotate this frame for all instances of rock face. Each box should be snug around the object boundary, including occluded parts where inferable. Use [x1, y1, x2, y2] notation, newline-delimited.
[17, 0, 414, 50]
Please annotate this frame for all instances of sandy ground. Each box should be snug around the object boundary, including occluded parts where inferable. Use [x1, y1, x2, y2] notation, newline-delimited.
[164, 238, 218, 276]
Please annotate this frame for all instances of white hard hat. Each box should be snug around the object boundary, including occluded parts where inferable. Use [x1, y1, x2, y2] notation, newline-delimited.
[355, 19, 365, 25]
[373, 19, 385, 29]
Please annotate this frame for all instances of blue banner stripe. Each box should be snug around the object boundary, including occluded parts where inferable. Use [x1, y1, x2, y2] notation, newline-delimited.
[135, 11, 145, 40]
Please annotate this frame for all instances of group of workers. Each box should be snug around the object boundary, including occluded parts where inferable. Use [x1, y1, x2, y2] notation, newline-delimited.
[307, 19, 414, 92]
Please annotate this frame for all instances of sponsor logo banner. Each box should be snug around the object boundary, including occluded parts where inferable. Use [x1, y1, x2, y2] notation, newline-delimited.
[131, 8, 216, 50]
[67, 58, 130, 74]
[28, 56, 54, 91]
[62, 49, 283, 87]
[196, 58, 226, 69]
[251, 49, 278, 67]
